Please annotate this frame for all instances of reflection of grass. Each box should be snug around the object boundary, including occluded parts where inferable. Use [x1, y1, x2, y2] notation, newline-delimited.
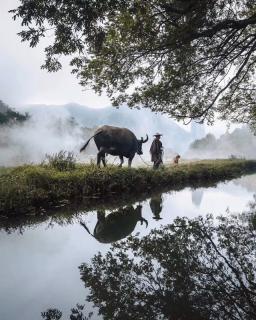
[1, 159, 256, 216]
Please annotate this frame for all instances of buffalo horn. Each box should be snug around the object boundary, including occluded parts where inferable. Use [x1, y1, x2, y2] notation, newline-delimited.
[140, 218, 148, 228]
[141, 134, 148, 143]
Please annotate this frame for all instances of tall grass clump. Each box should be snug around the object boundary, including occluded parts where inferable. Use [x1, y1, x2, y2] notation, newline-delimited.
[43, 151, 76, 171]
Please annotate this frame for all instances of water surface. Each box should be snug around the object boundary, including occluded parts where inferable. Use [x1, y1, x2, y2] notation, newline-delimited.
[1, 174, 256, 320]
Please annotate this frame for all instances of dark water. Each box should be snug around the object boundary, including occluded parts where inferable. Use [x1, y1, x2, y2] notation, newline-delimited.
[1, 174, 256, 320]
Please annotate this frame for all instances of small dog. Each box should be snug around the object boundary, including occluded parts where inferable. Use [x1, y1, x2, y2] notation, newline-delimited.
[173, 154, 181, 165]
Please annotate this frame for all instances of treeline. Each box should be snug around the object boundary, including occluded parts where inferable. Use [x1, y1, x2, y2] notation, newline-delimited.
[0, 100, 29, 125]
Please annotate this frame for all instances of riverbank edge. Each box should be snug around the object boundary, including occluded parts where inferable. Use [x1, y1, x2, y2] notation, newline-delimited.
[1, 159, 256, 215]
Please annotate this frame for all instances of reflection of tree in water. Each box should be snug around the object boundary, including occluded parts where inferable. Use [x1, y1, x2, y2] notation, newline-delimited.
[245, 194, 256, 230]
[41, 213, 256, 319]
[78, 214, 256, 320]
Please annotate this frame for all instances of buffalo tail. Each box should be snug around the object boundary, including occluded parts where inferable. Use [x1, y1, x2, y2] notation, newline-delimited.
[80, 130, 103, 152]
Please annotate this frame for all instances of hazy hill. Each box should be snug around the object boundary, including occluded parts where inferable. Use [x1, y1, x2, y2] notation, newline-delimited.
[1, 102, 203, 166]
[186, 126, 256, 159]
[22, 103, 193, 153]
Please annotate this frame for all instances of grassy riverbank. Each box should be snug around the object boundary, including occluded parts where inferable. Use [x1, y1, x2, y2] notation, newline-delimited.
[1, 159, 256, 216]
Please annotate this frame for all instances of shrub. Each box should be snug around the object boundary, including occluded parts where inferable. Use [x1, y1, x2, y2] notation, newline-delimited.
[44, 151, 76, 171]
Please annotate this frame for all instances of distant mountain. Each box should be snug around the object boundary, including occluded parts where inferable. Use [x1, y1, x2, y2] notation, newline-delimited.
[22, 103, 193, 153]
[186, 126, 256, 159]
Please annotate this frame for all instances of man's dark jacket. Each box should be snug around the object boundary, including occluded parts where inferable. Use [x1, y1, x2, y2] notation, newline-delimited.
[150, 139, 163, 162]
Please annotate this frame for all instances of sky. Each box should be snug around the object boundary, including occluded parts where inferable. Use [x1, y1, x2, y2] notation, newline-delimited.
[0, 1, 239, 136]
[0, 0, 109, 108]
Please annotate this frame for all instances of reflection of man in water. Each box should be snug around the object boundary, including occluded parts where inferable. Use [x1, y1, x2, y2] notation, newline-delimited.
[150, 133, 163, 169]
[149, 194, 163, 220]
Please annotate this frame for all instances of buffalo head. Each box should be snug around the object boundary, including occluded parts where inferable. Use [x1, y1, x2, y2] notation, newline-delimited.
[137, 134, 148, 155]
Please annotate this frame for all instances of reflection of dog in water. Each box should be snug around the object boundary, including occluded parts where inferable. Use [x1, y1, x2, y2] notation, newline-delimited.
[80, 205, 148, 243]
[173, 154, 181, 165]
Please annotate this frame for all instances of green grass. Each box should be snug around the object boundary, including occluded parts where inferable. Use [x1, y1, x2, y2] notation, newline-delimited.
[0, 167, 13, 176]
[1, 159, 256, 216]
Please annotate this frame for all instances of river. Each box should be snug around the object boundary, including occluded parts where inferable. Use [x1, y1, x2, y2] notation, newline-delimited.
[1, 174, 256, 320]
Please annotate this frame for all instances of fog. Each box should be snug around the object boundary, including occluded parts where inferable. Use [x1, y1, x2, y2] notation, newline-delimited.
[1, 101, 253, 167]
[0, 107, 91, 166]
[185, 126, 256, 160]
[0, 103, 196, 167]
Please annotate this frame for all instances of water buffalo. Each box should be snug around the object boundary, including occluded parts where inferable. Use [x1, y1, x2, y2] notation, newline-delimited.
[80, 125, 148, 167]
[80, 205, 148, 243]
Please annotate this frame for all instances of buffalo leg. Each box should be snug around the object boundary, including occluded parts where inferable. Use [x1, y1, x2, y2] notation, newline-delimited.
[97, 210, 106, 222]
[101, 155, 106, 167]
[119, 156, 124, 167]
[128, 155, 134, 167]
[97, 147, 106, 167]
[97, 153, 101, 167]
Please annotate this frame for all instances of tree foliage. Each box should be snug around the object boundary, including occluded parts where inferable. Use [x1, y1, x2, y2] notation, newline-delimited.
[41, 305, 93, 320]
[80, 214, 256, 320]
[11, 1, 256, 124]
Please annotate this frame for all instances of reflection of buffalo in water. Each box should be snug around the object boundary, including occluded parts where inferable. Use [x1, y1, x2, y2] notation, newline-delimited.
[80, 205, 148, 243]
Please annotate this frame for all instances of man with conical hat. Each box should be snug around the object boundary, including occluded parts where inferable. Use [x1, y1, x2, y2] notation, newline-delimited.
[150, 133, 163, 169]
